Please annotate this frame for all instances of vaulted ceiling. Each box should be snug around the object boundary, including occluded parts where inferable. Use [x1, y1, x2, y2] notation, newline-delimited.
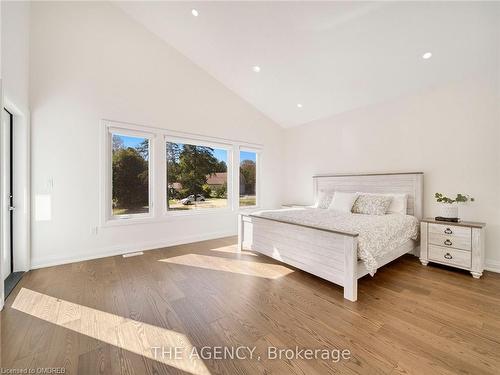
[116, 1, 500, 128]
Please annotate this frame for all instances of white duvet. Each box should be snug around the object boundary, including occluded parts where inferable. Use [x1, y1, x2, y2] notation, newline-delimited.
[252, 207, 419, 275]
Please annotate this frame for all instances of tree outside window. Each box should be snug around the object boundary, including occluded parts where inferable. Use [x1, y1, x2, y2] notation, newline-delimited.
[167, 142, 228, 211]
[239, 151, 257, 207]
[112, 134, 149, 216]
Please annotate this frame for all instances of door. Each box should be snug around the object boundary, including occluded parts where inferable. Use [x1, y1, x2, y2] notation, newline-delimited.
[2, 108, 13, 280]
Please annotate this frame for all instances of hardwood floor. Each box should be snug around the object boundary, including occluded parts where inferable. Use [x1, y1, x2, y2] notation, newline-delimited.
[1, 236, 500, 374]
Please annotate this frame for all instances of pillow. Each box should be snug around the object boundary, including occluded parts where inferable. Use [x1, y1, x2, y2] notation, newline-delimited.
[314, 190, 334, 209]
[356, 192, 407, 214]
[328, 192, 359, 213]
[352, 195, 393, 215]
[386, 193, 408, 214]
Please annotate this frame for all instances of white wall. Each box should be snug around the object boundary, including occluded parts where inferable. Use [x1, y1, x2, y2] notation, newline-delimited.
[2, 1, 30, 114]
[29, 2, 283, 267]
[1, 1, 31, 279]
[283, 71, 500, 268]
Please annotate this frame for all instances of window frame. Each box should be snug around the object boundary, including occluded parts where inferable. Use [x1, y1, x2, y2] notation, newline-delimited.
[101, 123, 156, 226]
[238, 147, 261, 210]
[164, 135, 233, 216]
[100, 120, 262, 227]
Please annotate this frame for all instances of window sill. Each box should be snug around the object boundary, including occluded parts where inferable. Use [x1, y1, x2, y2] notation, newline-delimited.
[101, 208, 237, 228]
[164, 207, 234, 217]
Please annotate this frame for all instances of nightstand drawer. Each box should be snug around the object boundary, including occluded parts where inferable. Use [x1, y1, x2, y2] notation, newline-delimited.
[428, 245, 471, 269]
[428, 223, 471, 238]
[429, 232, 471, 251]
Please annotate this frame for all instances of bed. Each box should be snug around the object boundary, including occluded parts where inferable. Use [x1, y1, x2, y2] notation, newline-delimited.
[238, 172, 423, 301]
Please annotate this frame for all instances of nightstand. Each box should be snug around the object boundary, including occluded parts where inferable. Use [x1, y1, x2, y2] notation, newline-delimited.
[420, 218, 486, 278]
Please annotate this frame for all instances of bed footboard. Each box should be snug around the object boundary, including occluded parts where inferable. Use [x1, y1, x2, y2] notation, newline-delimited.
[238, 214, 359, 301]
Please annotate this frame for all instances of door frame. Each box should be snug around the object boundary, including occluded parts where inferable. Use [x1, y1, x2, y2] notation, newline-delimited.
[1, 95, 31, 310]
[4, 108, 14, 277]
[1, 79, 3, 309]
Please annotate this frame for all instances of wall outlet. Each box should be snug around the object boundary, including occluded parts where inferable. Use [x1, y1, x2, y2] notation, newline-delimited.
[91, 226, 98, 235]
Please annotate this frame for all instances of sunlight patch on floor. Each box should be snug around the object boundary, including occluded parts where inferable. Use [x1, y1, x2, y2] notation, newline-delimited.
[160, 254, 293, 279]
[12, 288, 210, 375]
[209, 244, 258, 256]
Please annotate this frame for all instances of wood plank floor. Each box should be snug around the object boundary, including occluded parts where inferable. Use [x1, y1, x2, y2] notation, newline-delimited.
[1, 236, 500, 374]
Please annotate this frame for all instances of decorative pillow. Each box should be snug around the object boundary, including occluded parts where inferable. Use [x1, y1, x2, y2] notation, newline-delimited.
[352, 195, 393, 215]
[328, 192, 359, 213]
[355, 192, 407, 214]
[314, 190, 334, 209]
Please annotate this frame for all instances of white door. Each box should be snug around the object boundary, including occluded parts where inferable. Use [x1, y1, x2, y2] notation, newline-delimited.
[2, 109, 13, 281]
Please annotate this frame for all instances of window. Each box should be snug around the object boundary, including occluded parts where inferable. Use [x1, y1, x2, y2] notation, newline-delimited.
[239, 150, 258, 207]
[166, 140, 230, 211]
[111, 133, 151, 217]
[101, 120, 261, 224]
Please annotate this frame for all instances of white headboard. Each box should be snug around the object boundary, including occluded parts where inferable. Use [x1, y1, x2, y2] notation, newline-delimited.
[313, 172, 424, 219]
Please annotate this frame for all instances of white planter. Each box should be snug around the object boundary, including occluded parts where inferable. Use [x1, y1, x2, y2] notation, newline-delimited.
[439, 203, 458, 219]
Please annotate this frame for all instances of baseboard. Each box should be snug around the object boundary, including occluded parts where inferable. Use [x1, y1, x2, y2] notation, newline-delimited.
[485, 259, 500, 274]
[30, 230, 236, 270]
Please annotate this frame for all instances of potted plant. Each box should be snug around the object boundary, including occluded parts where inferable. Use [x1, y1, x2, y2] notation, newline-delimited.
[435, 192, 474, 220]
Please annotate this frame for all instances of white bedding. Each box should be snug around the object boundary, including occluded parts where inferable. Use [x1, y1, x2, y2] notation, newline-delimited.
[252, 207, 419, 275]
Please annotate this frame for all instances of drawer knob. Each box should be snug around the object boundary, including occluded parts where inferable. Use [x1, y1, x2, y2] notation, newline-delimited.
[444, 228, 453, 234]
[444, 253, 453, 259]
[444, 239, 453, 246]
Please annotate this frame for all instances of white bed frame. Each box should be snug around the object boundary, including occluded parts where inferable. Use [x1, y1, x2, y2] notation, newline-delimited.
[238, 172, 423, 301]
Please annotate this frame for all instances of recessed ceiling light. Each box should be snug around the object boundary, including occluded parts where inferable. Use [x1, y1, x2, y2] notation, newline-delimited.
[191, 9, 199, 17]
[252, 66, 261, 73]
[422, 52, 432, 60]
[297, 103, 303, 108]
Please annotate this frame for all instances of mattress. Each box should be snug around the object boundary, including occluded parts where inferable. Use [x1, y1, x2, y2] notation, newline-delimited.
[252, 207, 419, 275]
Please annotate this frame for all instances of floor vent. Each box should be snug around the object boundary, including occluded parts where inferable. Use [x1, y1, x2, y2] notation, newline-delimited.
[122, 251, 144, 258]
